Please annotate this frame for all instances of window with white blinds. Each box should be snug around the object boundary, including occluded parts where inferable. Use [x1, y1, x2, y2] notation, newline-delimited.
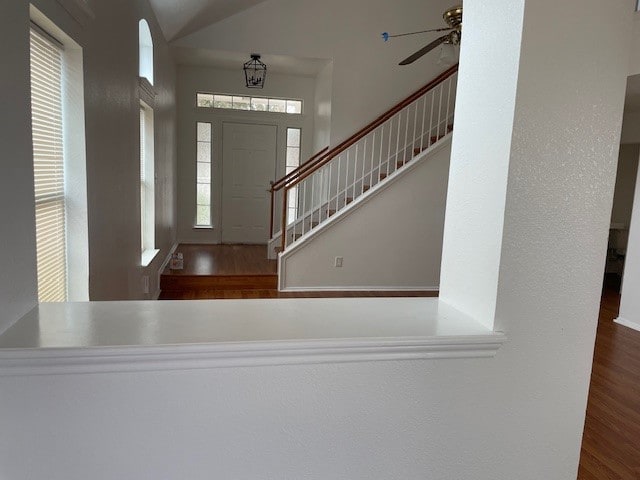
[30, 27, 67, 302]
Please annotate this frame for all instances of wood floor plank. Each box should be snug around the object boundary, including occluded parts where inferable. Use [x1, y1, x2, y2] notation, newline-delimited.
[578, 289, 640, 479]
[162, 244, 277, 276]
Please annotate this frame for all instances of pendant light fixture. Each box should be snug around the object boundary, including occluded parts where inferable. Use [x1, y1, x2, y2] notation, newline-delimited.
[243, 54, 267, 89]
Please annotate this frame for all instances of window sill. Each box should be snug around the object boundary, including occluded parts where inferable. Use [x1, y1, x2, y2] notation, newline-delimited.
[193, 225, 214, 230]
[141, 249, 160, 267]
[0, 298, 506, 376]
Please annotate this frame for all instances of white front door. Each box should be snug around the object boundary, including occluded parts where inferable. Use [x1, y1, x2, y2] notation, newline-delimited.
[222, 123, 277, 244]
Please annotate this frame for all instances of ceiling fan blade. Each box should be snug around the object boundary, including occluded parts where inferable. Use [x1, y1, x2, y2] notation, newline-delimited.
[399, 34, 449, 65]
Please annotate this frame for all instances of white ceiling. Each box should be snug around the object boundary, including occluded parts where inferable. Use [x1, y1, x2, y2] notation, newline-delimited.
[172, 47, 330, 77]
[148, 0, 269, 41]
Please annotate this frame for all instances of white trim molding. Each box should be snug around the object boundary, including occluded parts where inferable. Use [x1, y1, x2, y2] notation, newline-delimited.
[0, 297, 506, 376]
[0, 334, 507, 376]
[614, 316, 640, 332]
[278, 286, 439, 293]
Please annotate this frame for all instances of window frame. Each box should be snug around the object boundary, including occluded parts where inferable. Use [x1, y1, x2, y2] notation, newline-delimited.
[140, 100, 158, 266]
[286, 128, 302, 225]
[195, 122, 213, 228]
[29, 10, 89, 303]
[139, 19, 154, 85]
[138, 18, 158, 268]
[196, 92, 303, 115]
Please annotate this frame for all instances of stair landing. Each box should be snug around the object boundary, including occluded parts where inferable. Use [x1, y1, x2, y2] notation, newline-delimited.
[160, 244, 278, 299]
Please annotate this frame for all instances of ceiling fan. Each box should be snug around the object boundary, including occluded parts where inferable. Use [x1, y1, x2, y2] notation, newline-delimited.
[382, 5, 462, 66]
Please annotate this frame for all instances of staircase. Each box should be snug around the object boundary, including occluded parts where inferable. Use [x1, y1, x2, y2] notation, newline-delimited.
[269, 64, 458, 258]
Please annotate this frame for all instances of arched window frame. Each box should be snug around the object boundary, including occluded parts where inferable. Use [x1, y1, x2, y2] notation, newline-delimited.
[139, 19, 153, 85]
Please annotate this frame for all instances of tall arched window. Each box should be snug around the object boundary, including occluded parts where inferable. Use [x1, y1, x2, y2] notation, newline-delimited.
[139, 19, 153, 85]
[138, 19, 157, 268]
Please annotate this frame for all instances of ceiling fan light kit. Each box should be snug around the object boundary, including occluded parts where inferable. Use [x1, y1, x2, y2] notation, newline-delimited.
[443, 5, 463, 29]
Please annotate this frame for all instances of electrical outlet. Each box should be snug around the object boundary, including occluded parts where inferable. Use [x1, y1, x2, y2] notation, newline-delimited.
[142, 275, 150, 294]
[335, 256, 343, 268]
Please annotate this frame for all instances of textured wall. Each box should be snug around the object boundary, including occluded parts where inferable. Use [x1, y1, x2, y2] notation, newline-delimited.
[439, 0, 526, 327]
[442, 0, 633, 478]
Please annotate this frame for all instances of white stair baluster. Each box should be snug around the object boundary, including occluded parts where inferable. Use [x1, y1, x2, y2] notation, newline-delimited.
[370, 130, 376, 187]
[387, 117, 393, 175]
[437, 83, 444, 141]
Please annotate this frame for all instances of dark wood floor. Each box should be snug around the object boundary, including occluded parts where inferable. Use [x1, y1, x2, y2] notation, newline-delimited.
[578, 287, 640, 479]
[162, 244, 277, 276]
[160, 288, 438, 300]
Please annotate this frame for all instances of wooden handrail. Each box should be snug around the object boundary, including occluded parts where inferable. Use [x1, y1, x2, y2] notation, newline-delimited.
[270, 146, 328, 237]
[271, 146, 329, 192]
[284, 63, 458, 190]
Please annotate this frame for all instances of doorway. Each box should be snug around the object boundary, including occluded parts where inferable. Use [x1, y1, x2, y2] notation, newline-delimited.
[221, 122, 277, 244]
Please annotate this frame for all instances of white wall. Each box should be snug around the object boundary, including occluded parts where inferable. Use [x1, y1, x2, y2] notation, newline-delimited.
[280, 141, 450, 290]
[439, 0, 525, 327]
[175, 0, 458, 146]
[620, 110, 640, 143]
[616, 11, 640, 330]
[629, 13, 640, 76]
[0, 2, 636, 480]
[177, 65, 315, 244]
[0, 355, 507, 480]
[313, 62, 333, 153]
[442, 1, 632, 479]
[72, 0, 177, 300]
[0, 0, 177, 330]
[0, 1, 38, 334]
[618, 145, 640, 331]
[611, 144, 640, 227]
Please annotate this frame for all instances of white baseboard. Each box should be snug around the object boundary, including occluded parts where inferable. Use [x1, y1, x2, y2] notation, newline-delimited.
[279, 286, 439, 293]
[614, 316, 640, 332]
